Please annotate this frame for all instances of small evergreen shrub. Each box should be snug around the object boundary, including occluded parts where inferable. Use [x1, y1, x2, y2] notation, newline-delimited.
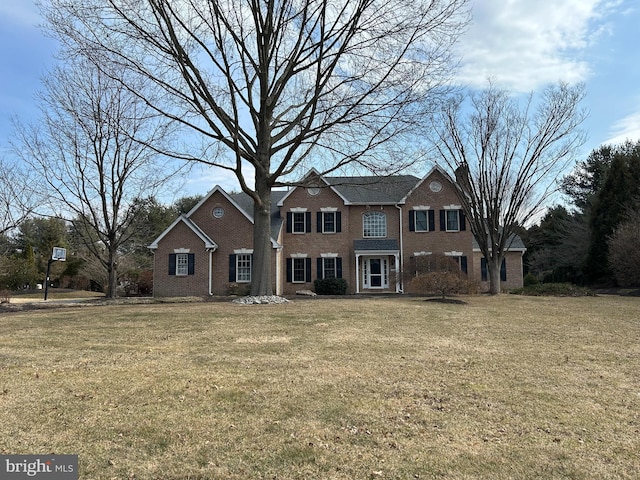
[523, 273, 539, 287]
[314, 278, 348, 295]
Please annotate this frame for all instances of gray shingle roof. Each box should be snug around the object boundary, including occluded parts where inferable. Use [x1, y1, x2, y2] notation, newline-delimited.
[228, 190, 287, 235]
[354, 239, 400, 252]
[325, 175, 419, 204]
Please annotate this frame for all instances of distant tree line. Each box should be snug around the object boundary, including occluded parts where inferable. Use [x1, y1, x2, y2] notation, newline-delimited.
[0, 196, 201, 295]
[523, 140, 640, 287]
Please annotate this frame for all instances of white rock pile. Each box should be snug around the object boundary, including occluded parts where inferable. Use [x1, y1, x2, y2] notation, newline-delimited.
[231, 295, 291, 305]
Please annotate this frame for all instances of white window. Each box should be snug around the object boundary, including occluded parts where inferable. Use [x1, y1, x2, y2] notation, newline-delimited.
[176, 253, 189, 276]
[446, 210, 460, 232]
[414, 210, 428, 232]
[322, 257, 336, 279]
[292, 212, 306, 233]
[293, 258, 307, 283]
[363, 211, 387, 238]
[322, 211, 336, 233]
[236, 254, 252, 283]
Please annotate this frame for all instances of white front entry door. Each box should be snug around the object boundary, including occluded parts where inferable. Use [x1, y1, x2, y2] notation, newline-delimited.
[364, 257, 389, 289]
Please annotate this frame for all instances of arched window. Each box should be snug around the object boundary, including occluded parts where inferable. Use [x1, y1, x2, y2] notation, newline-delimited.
[363, 211, 387, 238]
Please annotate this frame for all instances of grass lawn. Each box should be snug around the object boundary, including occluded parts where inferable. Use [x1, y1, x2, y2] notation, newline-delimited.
[0, 295, 638, 479]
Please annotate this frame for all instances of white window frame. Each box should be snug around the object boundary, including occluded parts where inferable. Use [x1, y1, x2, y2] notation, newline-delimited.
[445, 210, 460, 232]
[292, 257, 307, 283]
[236, 253, 252, 283]
[322, 257, 337, 279]
[292, 211, 307, 234]
[413, 210, 429, 232]
[176, 253, 189, 276]
[363, 211, 387, 238]
[321, 211, 336, 233]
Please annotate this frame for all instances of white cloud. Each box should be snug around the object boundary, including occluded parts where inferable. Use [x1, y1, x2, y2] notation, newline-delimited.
[456, 0, 621, 92]
[183, 165, 248, 196]
[602, 109, 640, 145]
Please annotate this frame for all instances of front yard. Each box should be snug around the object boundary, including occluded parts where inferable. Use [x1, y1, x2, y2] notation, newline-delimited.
[0, 295, 638, 479]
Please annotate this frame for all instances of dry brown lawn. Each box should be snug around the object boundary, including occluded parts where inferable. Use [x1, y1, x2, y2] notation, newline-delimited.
[0, 295, 638, 479]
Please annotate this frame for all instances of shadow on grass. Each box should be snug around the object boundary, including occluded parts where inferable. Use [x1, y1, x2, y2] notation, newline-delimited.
[424, 297, 467, 305]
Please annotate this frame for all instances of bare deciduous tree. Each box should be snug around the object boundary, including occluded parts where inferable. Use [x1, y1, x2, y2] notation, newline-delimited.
[432, 82, 587, 294]
[13, 58, 182, 297]
[0, 158, 39, 235]
[41, 0, 469, 295]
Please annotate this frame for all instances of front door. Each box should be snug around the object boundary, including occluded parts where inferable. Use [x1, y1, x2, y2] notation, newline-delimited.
[364, 257, 388, 289]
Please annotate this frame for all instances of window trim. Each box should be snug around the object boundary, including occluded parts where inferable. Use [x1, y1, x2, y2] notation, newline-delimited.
[176, 253, 189, 276]
[445, 209, 460, 232]
[363, 211, 387, 238]
[235, 253, 252, 283]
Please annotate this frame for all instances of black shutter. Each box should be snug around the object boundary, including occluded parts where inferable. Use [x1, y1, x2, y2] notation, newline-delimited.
[460, 256, 468, 274]
[336, 257, 343, 278]
[500, 258, 507, 281]
[336, 212, 342, 233]
[305, 212, 312, 233]
[168, 254, 176, 275]
[286, 258, 292, 283]
[305, 257, 312, 282]
[286, 212, 292, 233]
[460, 210, 466, 231]
[440, 210, 446, 231]
[481, 258, 487, 281]
[188, 254, 195, 275]
[408, 210, 415, 231]
[317, 212, 322, 233]
[428, 210, 435, 232]
[317, 257, 323, 279]
[229, 254, 236, 282]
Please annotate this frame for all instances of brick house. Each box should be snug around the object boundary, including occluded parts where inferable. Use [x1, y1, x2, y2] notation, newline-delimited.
[149, 167, 525, 296]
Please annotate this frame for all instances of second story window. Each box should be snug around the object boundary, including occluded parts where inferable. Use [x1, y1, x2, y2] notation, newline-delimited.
[287, 210, 311, 234]
[317, 210, 342, 233]
[363, 211, 387, 238]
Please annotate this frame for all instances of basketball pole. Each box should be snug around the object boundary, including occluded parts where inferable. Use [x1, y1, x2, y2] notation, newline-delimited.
[44, 258, 55, 301]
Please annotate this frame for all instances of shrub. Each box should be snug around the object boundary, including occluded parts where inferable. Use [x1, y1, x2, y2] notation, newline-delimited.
[523, 273, 540, 287]
[511, 283, 595, 297]
[410, 271, 468, 299]
[227, 282, 251, 296]
[314, 278, 348, 295]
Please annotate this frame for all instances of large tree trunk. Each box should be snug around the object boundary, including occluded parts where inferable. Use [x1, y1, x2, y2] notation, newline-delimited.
[106, 248, 118, 298]
[488, 255, 502, 295]
[251, 172, 273, 296]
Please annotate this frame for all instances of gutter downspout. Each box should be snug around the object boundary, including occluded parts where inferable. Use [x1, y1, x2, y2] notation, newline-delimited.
[395, 204, 404, 293]
[207, 247, 217, 296]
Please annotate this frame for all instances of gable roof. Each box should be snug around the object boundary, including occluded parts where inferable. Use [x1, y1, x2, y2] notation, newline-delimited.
[148, 214, 217, 250]
[323, 175, 420, 204]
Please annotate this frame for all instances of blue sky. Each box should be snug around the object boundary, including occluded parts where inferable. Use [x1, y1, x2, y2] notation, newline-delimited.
[1, 0, 639, 197]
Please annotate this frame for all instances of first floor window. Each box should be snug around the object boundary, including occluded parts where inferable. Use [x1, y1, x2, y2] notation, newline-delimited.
[317, 257, 343, 279]
[448, 255, 468, 274]
[169, 253, 195, 276]
[236, 254, 252, 282]
[287, 257, 312, 283]
[481, 258, 507, 281]
[229, 253, 253, 283]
